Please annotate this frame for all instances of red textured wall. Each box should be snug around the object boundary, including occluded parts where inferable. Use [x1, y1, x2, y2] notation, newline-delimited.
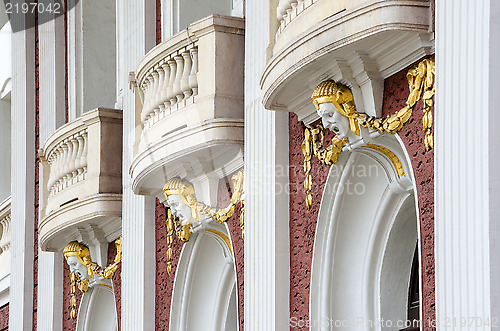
[217, 174, 245, 331]
[33, 12, 40, 330]
[62, 262, 82, 330]
[154, 173, 245, 330]
[382, 55, 435, 331]
[107, 241, 122, 331]
[155, 198, 183, 329]
[156, 0, 161, 45]
[289, 113, 333, 328]
[288, 56, 435, 330]
[0, 304, 8, 331]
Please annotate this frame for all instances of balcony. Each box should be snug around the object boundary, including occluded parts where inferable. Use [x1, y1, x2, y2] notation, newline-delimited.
[262, 0, 433, 123]
[39, 108, 122, 252]
[129, 15, 245, 197]
[0, 197, 10, 307]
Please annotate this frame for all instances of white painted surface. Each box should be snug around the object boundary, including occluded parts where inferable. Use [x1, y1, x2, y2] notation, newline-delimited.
[245, 0, 290, 329]
[170, 229, 236, 331]
[435, 0, 499, 329]
[309, 139, 416, 330]
[37, 9, 66, 330]
[9, 6, 35, 328]
[118, 0, 156, 329]
[77, 285, 118, 331]
[0, 23, 11, 202]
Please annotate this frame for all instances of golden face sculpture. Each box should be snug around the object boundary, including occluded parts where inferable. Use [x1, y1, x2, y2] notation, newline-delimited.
[311, 80, 360, 137]
[63, 241, 94, 279]
[163, 177, 199, 223]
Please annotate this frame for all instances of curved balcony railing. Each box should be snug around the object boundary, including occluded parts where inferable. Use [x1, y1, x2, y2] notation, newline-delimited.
[276, 0, 315, 37]
[130, 15, 245, 197]
[138, 45, 199, 129]
[0, 197, 11, 307]
[0, 197, 11, 277]
[39, 108, 123, 251]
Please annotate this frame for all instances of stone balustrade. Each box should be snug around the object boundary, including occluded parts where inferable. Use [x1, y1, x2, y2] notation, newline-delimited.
[276, 0, 315, 37]
[138, 44, 199, 129]
[0, 197, 11, 278]
[39, 108, 123, 251]
[130, 15, 245, 198]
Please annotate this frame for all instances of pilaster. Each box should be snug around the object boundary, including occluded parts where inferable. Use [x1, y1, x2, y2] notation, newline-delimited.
[9, 6, 35, 329]
[118, 0, 156, 329]
[435, 0, 500, 328]
[245, 0, 290, 329]
[36, 10, 65, 331]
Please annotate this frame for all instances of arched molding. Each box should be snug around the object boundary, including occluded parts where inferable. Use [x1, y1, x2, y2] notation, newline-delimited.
[169, 225, 238, 331]
[76, 283, 118, 331]
[310, 134, 418, 330]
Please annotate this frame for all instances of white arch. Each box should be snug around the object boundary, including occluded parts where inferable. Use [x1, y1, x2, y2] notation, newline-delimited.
[169, 224, 238, 331]
[310, 135, 418, 331]
[76, 284, 118, 331]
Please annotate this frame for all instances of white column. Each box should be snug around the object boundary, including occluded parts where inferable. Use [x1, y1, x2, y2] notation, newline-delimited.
[118, 0, 156, 329]
[435, 0, 500, 328]
[244, 0, 290, 329]
[36, 11, 66, 331]
[9, 7, 35, 330]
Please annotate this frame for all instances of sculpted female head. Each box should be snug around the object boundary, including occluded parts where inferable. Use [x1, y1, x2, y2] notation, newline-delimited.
[163, 177, 199, 223]
[311, 80, 360, 140]
[63, 241, 93, 280]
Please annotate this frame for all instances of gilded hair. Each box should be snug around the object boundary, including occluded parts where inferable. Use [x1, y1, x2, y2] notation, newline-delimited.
[63, 241, 94, 278]
[163, 177, 199, 221]
[311, 80, 360, 136]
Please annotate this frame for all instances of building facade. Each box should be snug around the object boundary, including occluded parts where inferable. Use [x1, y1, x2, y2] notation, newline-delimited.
[0, 0, 499, 330]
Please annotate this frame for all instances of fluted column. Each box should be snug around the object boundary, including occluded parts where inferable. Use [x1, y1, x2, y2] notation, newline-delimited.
[435, 0, 500, 328]
[9, 4, 35, 329]
[36, 9, 66, 331]
[118, 0, 156, 329]
[245, 0, 290, 330]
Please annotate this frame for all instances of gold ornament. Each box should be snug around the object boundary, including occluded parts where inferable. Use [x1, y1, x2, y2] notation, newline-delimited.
[312, 59, 435, 150]
[162, 170, 245, 276]
[301, 125, 345, 209]
[63, 238, 123, 320]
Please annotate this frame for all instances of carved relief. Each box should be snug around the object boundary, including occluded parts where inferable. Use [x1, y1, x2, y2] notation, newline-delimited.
[163, 170, 244, 275]
[303, 59, 434, 207]
[63, 237, 122, 320]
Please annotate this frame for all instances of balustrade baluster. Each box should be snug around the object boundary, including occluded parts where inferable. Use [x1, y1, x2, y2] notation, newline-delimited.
[160, 61, 171, 112]
[75, 133, 84, 178]
[173, 54, 184, 104]
[81, 130, 88, 176]
[156, 61, 167, 115]
[181, 50, 193, 99]
[167, 58, 177, 106]
[150, 67, 160, 119]
[69, 135, 79, 183]
[189, 47, 198, 96]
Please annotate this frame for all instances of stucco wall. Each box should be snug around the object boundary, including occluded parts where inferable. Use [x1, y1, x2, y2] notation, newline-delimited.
[382, 55, 435, 331]
[0, 304, 8, 331]
[287, 55, 435, 330]
[288, 113, 333, 328]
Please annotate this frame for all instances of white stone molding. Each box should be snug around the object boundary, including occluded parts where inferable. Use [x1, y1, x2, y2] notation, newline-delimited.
[0, 22, 11, 205]
[309, 135, 416, 330]
[9, 7, 35, 328]
[261, 0, 433, 123]
[38, 108, 123, 252]
[169, 227, 237, 331]
[37, 10, 66, 330]
[0, 197, 11, 308]
[76, 284, 118, 331]
[130, 15, 245, 198]
[118, 0, 156, 328]
[66, 0, 116, 121]
[435, 0, 500, 328]
[245, 0, 291, 328]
